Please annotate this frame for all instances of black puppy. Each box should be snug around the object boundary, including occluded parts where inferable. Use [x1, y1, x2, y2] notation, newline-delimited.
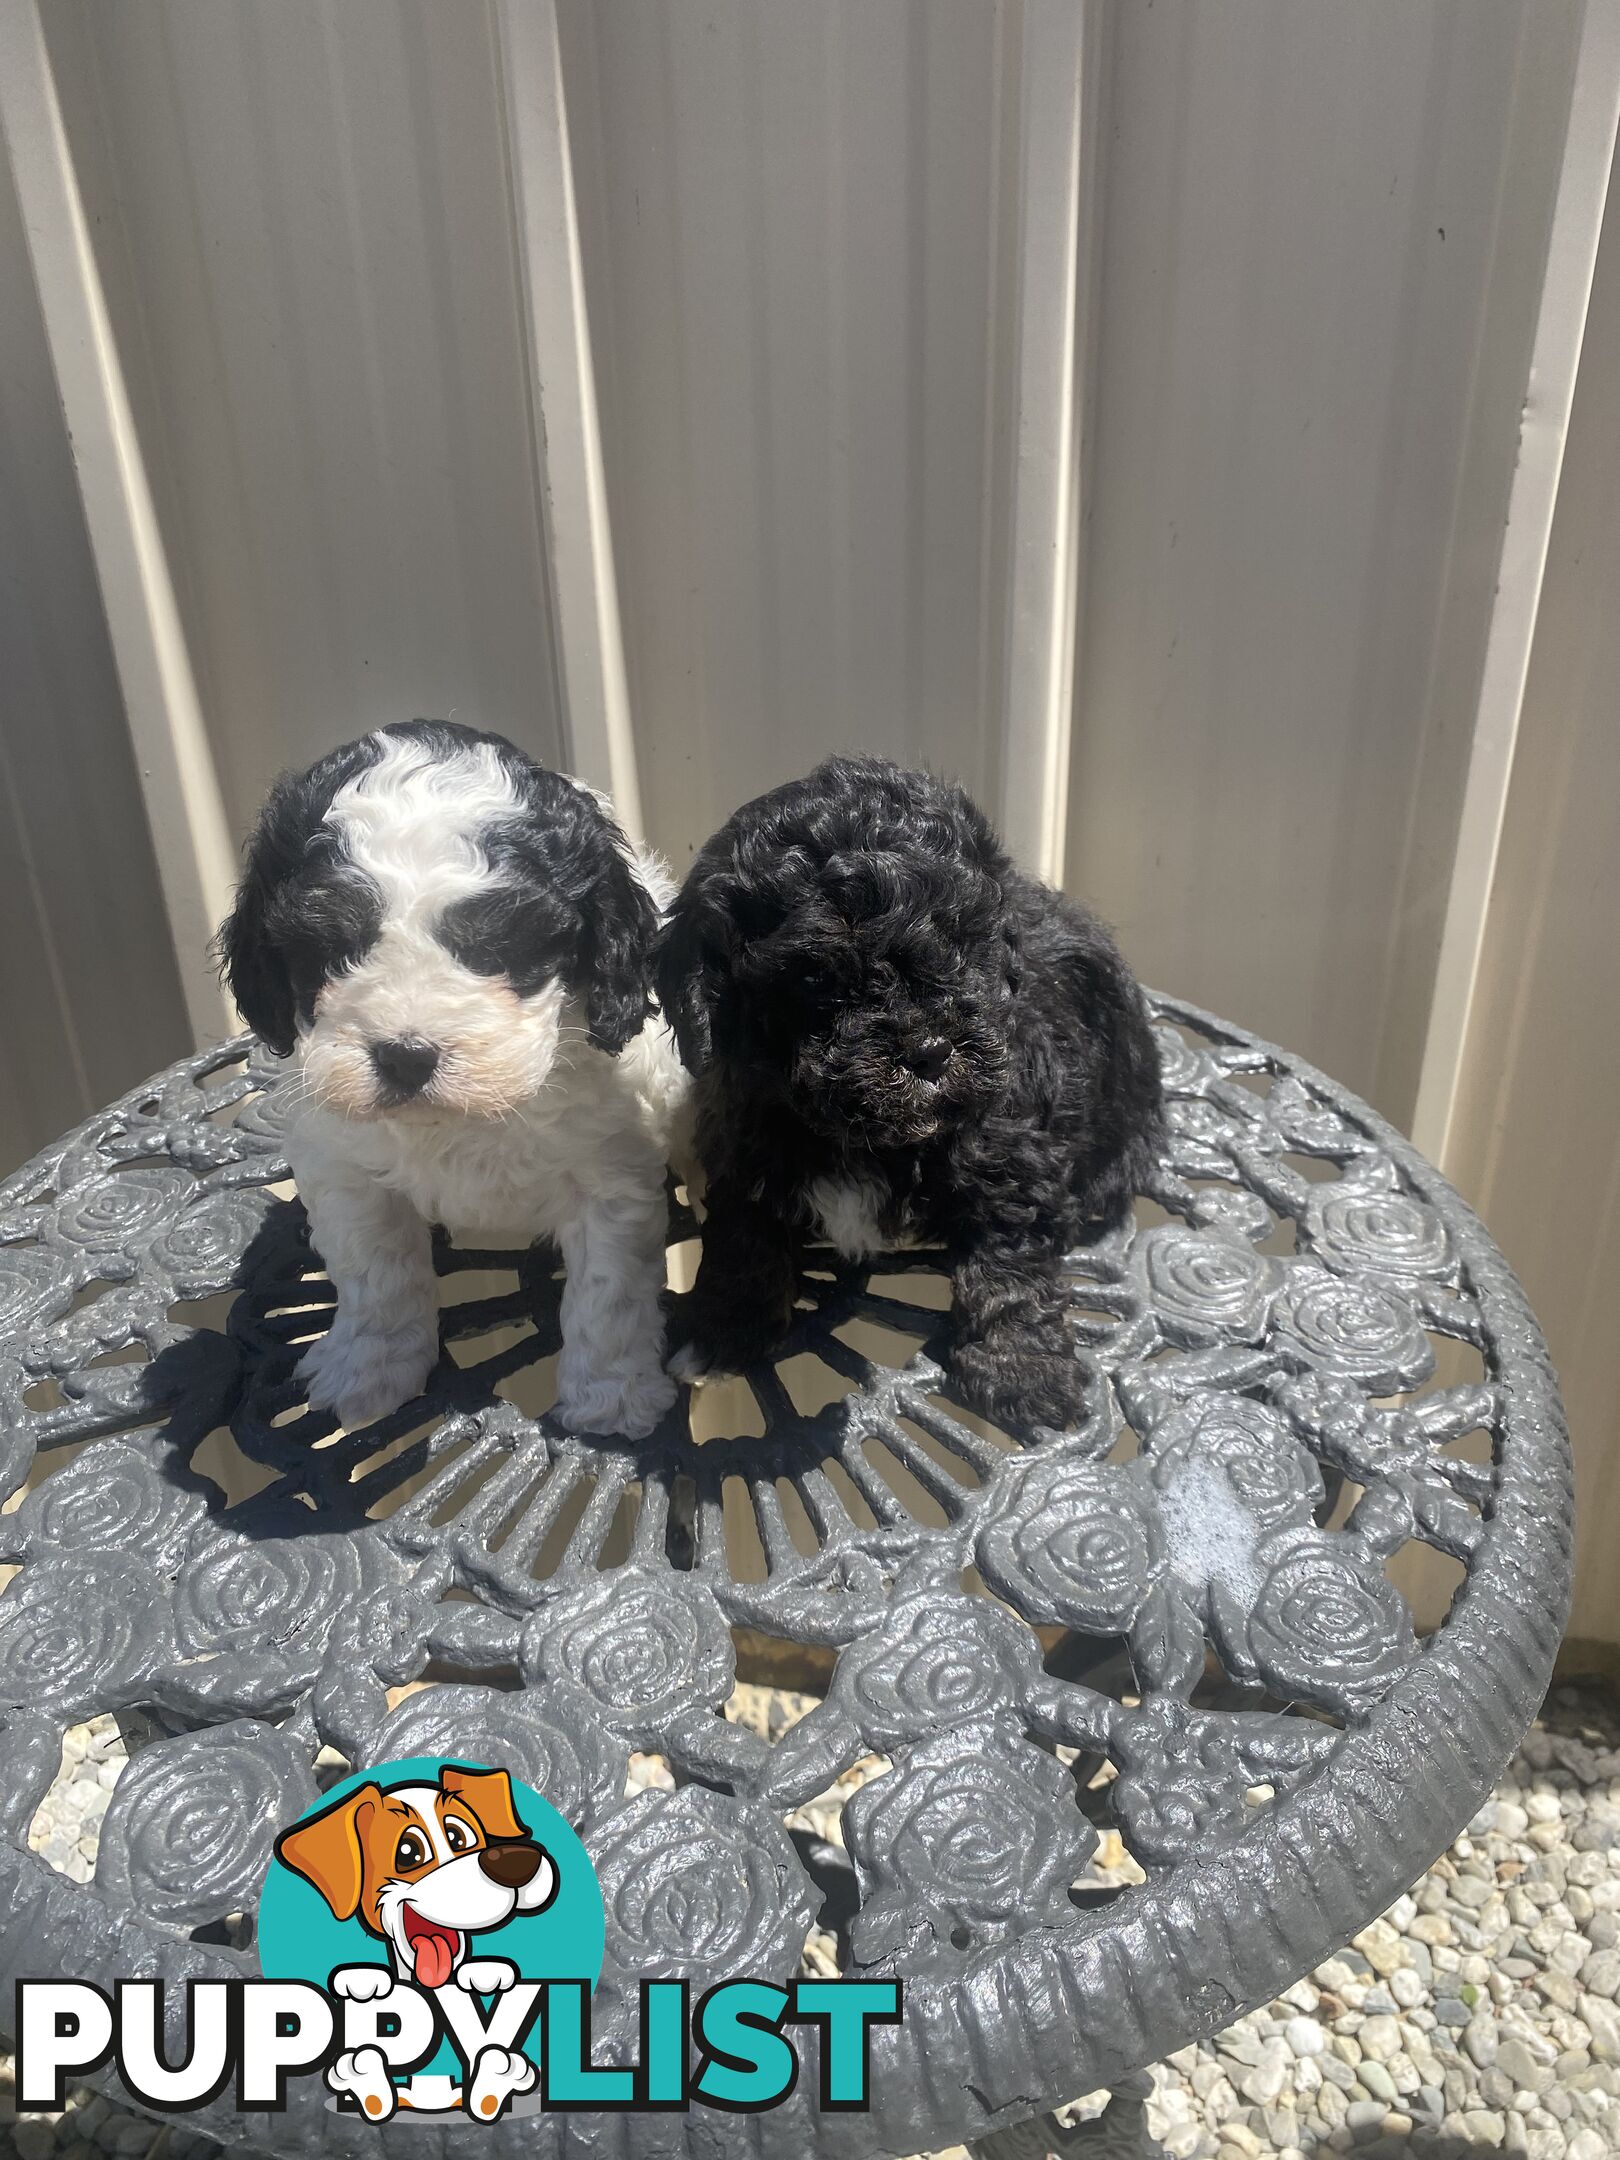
[655, 756, 1163, 1431]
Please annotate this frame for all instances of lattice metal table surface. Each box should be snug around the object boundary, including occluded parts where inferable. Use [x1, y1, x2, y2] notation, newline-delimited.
[0, 997, 1573, 2158]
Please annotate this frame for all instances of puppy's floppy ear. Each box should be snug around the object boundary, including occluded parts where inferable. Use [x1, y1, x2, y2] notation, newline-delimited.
[652, 888, 714, 1075]
[440, 1765, 529, 1842]
[274, 1783, 381, 1922]
[575, 839, 659, 1055]
[217, 811, 297, 1057]
[215, 737, 379, 1057]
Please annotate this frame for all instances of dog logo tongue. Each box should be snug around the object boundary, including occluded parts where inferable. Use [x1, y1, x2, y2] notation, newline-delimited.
[402, 1907, 459, 1989]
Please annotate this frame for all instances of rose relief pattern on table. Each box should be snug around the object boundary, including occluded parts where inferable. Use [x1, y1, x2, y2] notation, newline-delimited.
[0, 997, 1571, 2159]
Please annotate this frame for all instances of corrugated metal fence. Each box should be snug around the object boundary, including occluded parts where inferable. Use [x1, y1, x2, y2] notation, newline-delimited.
[2, 0, 1618, 1646]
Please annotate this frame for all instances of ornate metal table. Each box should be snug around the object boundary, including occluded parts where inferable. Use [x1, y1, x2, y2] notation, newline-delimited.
[0, 998, 1572, 2158]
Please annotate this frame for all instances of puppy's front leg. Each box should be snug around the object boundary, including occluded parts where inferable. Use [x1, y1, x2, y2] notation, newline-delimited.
[665, 1180, 799, 1380]
[556, 1170, 676, 1439]
[295, 1151, 440, 1430]
[947, 1236, 1090, 1434]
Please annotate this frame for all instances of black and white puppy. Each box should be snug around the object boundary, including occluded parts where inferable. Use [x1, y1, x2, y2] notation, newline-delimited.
[219, 721, 687, 1438]
[654, 756, 1162, 1432]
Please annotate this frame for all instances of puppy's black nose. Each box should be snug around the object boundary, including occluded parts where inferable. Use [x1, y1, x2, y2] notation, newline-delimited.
[370, 1037, 440, 1097]
[911, 1039, 953, 1084]
[479, 1841, 542, 1888]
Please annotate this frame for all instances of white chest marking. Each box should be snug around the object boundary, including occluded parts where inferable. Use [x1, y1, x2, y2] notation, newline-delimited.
[808, 1176, 891, 1261]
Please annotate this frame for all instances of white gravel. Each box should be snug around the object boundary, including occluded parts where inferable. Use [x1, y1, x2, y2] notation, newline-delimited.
[3, 1685, 1617, 2159]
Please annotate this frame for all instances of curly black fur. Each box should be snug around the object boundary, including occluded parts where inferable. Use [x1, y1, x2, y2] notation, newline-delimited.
[654, 757, 1163, 1433]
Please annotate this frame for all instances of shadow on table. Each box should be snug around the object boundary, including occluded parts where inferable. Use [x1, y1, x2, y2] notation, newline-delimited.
[136, 1194, 550, 1535]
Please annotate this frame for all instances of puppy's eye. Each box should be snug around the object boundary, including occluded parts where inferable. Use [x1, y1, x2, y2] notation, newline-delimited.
[395, 1829, 430, 1871]
[443, 1817, 476, 1854]
[798, 960, 850, 1005]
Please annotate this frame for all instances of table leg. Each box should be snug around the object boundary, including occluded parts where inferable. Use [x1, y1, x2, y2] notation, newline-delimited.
[968, 2074, 1166, 2159]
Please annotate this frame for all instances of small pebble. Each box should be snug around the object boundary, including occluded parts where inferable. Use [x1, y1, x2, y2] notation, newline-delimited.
[1463, 2108, 1508, 2146]
[1538, 1969, 1582, 2011]
[1358, 2061, 1396, 2103]
[1235, 2044, 1290, 2106]
[1464, 2019, 1499, 2069]
[1582, 1993, 1620, 2058]
[1353, 1920, 1408, 1978]
[1357, 2015, 1399, 2063]
[1499, 2035, 1551, 2087]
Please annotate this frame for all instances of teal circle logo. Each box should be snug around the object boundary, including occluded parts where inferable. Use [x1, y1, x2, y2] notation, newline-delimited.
[258, 1756, 603, 2118]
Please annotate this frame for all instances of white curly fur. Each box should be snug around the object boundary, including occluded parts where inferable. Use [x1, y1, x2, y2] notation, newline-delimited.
[283, 733, 687, 1438]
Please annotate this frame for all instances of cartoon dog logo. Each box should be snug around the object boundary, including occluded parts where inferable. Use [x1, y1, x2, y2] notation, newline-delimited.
[275, 1763, 557, 2120]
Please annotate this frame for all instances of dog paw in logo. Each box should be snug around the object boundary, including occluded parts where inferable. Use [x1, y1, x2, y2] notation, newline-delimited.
[257, 1754, 604, 2122]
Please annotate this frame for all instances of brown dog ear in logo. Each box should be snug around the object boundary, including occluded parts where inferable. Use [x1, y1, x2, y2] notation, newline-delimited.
[275, 1782, 382, 1922]
[439, 1765, 528, 1842]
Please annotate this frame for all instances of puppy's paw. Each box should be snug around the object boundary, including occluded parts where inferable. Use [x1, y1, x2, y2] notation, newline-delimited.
[949, 1335, 1092, 1435]
[555, 1362, 677, 1439]
[457, 1958, 519, 1996]
[298, 1314, 438, 1430]
[666, 1337, 713, 1384]
[330, 1964, 395, 2003]
[662, 1290, 787, 1380]
[466, 2046, 536, 2122]
[328, 2045, 396, 2120]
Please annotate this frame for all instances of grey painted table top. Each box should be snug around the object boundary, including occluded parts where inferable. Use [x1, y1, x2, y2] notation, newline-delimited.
[0, 998, 1573, 2157]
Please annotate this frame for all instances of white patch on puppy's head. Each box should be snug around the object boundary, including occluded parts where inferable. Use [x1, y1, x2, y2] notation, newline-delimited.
[303, 736, 569, 1121]
[218, 722, 658, 1121]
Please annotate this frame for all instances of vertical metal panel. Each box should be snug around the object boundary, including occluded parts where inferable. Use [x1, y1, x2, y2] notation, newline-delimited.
[1064, 0, 1583, 1125]
[39, 0, 565, 836]
[992, 0, 1098, 881]
[556, 0, 1014, 870]
[0, 134, 191, 1166]
[0, 0, 235, 1045]
[1413, 0, 1620, 1161]
[1444, 173, 1620, 1652]
[494, 0, 643, 827]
